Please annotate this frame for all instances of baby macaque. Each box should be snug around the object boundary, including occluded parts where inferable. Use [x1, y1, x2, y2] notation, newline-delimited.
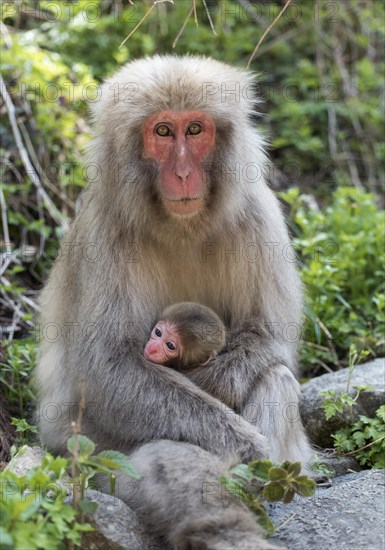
[144, 302, 226, 369]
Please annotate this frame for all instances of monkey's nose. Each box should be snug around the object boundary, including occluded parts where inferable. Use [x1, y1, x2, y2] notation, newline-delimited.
[174, 142, 193, 182]
[175, 167, 191, 182]
[146, 342, 158, 356]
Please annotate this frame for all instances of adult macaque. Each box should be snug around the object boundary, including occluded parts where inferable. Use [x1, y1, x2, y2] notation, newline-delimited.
[144, 302, 226, 368]
[36, 55, 311, 548]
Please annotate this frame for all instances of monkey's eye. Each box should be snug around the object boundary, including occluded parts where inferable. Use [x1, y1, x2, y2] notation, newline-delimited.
[187, 122, 202, 135]
[154, 327, 162, 337]
[166, 342, 176, 351]
[155, 124, 172, 137]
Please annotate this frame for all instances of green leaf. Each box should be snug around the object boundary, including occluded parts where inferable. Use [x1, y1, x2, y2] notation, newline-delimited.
[311, 461, 335, 476]
[11, 418, 38, 433]
[353, 385, 373, 392]
[321, 400, 344, 420]
[229, 463, 253, 481]
[376, 406, 385, 421]
[263, 482, 285, 502]
[287, 462, 301, 476]
[249, 503, 275, 534]
[297, 478, 316, 497]
[97, 451, 140, 479]
[81, 457, 113, 474]
[67, 435, 95, 457]
[248, 459, 274, 481]
[219, 476, 245, 497]
[0, 527, 13, 546]
[372, 455, 385, 469]
[352, 431, 367, 447]
[268, 467, 287, 481]
[283, 488, 295, 504]
[79, 500, 99, 515]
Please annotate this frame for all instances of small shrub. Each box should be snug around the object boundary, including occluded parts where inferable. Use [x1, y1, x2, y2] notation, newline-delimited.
[320, 347, 385, 469]
[0, 339, 36, 416]
[0, 454, 93, 549]
[282, 187, 385, 371]
[0, 434, 139, 549]
[220, 459, 315, 533]
[333, 406, 385, 469]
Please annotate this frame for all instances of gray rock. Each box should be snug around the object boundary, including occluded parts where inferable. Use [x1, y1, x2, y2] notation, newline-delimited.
[6, 445, 72, 496]
[81, 489, 164, 550]
[6, 445, 47, 476]
[5, 447, 163, 549]
[315, 454, 361, 477]
[5, 445, 383, 549]
[301, 358, 385, 446]
[269, 469, 385, 550]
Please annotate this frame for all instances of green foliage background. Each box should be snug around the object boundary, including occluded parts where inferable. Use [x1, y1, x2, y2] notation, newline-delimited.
[1, 1, 384, 436]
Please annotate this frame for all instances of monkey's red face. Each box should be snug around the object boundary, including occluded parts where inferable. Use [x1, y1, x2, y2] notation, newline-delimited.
[143, 110, 215, 216]
[144, 320, 182, 365]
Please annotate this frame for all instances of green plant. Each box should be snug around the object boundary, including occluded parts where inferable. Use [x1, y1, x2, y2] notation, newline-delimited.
[0, 453, 93, 549]
[0, 339, 37, 415]
[309, 459, 335, 477]
[321, 387, 369, 422]
[281, 188, 385, 371]
[333, 406, 385, 469]
[0, 433, 139, 548]
[10, 418, 38, 448]
[319, 346, 384, 469]
[220, 459, 315, 533]
[67, 433, 139, 515]
[321, 346, 371, 422]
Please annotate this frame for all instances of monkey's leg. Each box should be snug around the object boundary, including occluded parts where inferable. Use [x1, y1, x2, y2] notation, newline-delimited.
[98, 440, 281, 550]
[242, 364, 312, 467]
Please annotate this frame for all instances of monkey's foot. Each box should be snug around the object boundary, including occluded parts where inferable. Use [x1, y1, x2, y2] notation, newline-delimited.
[173, 509, 284, 550]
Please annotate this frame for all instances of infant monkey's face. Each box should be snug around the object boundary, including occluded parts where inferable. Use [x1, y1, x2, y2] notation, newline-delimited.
[144, 320, 182, 365]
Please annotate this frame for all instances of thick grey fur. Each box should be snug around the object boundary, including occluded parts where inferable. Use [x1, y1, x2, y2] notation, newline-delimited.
[35, 55, 311, 549]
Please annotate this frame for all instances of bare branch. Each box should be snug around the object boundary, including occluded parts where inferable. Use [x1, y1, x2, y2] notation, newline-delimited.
[119, 0, 174, 48]
[0, 74, 68, 230]
[173, 5, 194, 49]
[193, 0, 198, 26]
[202, 0, 216, 36]
[1, 276, 41, 312]
[247, 0, 292, 68]
[0, 188, 11, 256]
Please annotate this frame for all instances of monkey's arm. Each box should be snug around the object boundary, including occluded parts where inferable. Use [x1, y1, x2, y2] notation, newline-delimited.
[70, 339, 269, 462]
[185, 319, 292, 410]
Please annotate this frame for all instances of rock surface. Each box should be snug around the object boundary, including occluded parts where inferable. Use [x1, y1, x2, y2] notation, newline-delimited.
[5, 445, 47, 476]
[81, 490, 164, 550]
[5, 446, 163, 549]
[301, 358, 385, 446]
[269, 469, 385, 550]
[315, 453, 360, 477]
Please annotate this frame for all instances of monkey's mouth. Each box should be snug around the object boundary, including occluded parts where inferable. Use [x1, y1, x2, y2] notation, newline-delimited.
[163, 196, 204, 216]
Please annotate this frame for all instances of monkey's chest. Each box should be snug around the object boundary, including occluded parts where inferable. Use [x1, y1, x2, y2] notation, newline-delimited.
[160, 252, 257, 322]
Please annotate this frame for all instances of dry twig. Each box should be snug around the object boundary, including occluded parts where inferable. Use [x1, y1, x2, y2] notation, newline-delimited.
[201, 0, 216, 36]
[173, 5, 194, 49]
[119, 0, 174, 48]
[247, 0, 292, 68]
[0, 74, 68, 230]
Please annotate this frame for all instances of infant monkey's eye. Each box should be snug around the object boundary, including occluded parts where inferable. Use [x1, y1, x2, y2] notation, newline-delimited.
[166, 342, 176, 351]
[155, 327, 162, 337]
